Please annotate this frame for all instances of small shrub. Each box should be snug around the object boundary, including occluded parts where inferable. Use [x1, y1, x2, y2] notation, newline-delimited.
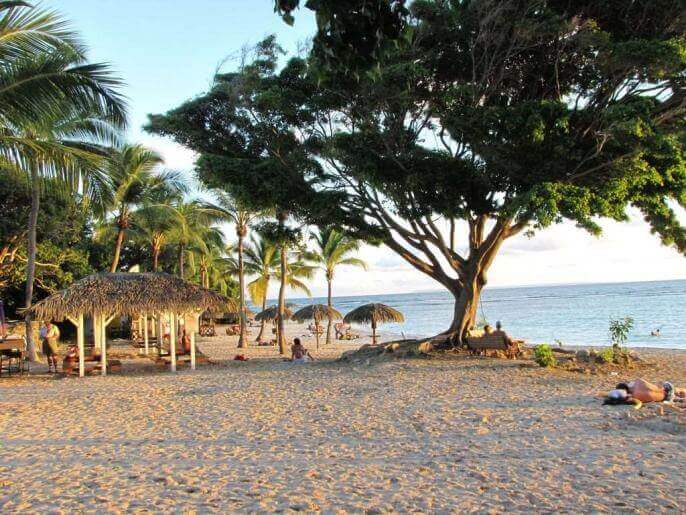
[609, 317, 634, 346]
[597, 347, 614, 364]
[534, 344, 557, 368]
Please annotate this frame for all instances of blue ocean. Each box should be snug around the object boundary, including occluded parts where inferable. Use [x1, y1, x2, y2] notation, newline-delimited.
[285, 280, 686, 349]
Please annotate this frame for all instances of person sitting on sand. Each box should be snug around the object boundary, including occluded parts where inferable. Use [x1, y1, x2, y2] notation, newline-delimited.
[290, 337, 314, 363]
[483, 324, 494, 335]
[605, 378, 685, 405]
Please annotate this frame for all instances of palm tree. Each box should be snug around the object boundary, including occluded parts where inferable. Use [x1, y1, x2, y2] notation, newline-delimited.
[244, 235, 313, 343]
[168, 199, 223, 279]
[209, 193, 260, 348]
[244, 236, 279, 342]
[99, 144, 175, 272]
[130, 201, 182, 272]
[188, 228, 232, 292]
[0, 2, 127, 359]
[310, 228, 367, 344]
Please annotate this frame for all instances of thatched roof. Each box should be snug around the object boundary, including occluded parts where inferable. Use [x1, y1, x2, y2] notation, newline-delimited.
[29, 272, 234, 321]
[343, 303, 405, 325]
[255, 305, 294, 322]
[292, 304, 342, 322]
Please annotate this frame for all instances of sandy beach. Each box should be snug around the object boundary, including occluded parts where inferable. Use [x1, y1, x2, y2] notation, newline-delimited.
[0, 322, 684, 512]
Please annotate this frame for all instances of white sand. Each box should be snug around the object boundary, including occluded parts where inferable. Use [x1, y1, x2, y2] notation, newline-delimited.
[0, 322, 684, 512]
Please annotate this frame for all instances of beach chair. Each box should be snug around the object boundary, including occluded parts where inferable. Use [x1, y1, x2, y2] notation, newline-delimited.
[466, 333, 521, 359]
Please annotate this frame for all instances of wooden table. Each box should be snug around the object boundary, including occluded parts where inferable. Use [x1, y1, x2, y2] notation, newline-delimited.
[0, 336, 26, 376]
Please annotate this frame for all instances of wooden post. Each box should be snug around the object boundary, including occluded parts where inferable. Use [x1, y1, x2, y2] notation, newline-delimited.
[151, 316, 156, 337]
[169, 312, 177, 373]
[157, 314, 163, 357]
[190, 313, 197, 371]
[143, 313, 149, 355]
[100, 314, 107, 376]
[77, 314, 85, 377]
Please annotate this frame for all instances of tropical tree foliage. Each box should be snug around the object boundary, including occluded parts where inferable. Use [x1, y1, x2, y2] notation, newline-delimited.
[310, 228, 366, 343]
[0, 0, 127, 358]
[244, 234, 313, 342]
[153, 1, 686, 345]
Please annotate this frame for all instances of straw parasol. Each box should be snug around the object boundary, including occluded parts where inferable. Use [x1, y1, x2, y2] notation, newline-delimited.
[343, 303, 404, 345]
[292, 304, 342, 349]
[255, 305, 294, 322]
[29, 272, 232, 321]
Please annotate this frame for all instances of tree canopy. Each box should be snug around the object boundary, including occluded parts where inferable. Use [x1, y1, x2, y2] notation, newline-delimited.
[151, 1, 686, 342]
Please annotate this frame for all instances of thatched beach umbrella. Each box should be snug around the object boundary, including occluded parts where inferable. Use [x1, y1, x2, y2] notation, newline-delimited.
[255, 305, 294, 322]
[255, 304, 295, 345]
[343, 303, 404, 345]
[292, 304, 342, 349]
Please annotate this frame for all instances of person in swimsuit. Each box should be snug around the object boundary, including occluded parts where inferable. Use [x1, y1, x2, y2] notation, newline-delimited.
[290, 338, 314, 363]
[605, 378, 685, 405]
[41, 321, 60, 373]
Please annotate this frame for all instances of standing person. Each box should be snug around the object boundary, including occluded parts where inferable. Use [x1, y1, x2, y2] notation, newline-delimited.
[41, 321, 60, 373]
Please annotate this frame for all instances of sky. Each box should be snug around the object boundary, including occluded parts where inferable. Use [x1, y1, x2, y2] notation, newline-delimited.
[55, 1, 686, 297]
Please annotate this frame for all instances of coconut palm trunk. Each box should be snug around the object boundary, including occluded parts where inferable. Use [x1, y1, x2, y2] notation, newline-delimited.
[178, 244, 185, 278]
[237, 228, 247, 348]
[110, 222, 126, 272]
[152, 244, 160, 272]
[277, 243, 287, 354]
[23, 165, 40, 361]
[315, 315, 321, 350]
[326, 275, 333, 345]
[276, 212, 288, 355]
[256, 295, 267, 341]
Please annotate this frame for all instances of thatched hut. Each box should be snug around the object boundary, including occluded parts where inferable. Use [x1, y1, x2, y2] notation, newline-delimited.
[29, 272, 230, 377]
[343, 303, 404, 345]
[292, 304, 342, 349]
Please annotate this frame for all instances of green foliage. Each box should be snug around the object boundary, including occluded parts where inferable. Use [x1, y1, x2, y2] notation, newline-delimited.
[0, 170, 94, 317]
[533, 344, 557, 368]
[151, 2, 686, 338]
[596, 345, 632, 366]
[596, 347, 615, 364]
[609, 317, 634, 346]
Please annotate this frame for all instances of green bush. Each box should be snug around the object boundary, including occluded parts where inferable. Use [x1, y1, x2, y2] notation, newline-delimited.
[534, 344, 557, 368]
[597, 347, 615, 364]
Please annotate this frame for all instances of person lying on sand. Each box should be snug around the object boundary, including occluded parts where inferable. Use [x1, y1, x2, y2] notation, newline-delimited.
[605, 378, 685, 406]
[291, 338, 314, 363]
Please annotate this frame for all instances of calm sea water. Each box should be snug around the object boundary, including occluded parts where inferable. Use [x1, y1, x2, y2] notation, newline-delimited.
[285, 280, 686, 349]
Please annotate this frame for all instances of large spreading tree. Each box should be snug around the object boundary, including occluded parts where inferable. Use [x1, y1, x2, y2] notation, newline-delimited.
[152, 2, 686, 344]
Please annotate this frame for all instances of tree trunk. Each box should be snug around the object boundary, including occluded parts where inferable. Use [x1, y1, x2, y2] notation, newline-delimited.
[178, 244, 185, 278]
[23, 166, 40, 362]
[277, 243, 287, 355]
[315, 317, 320, 350]
[152, 247, 159, 272]
[325, 276, 333, 345]
[110, 224, 125, 273]
[237, 230, 247, 349]
[276, 212, 287, 355]
[256, 295, 267, 341]
[442, 266, 485, 346]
